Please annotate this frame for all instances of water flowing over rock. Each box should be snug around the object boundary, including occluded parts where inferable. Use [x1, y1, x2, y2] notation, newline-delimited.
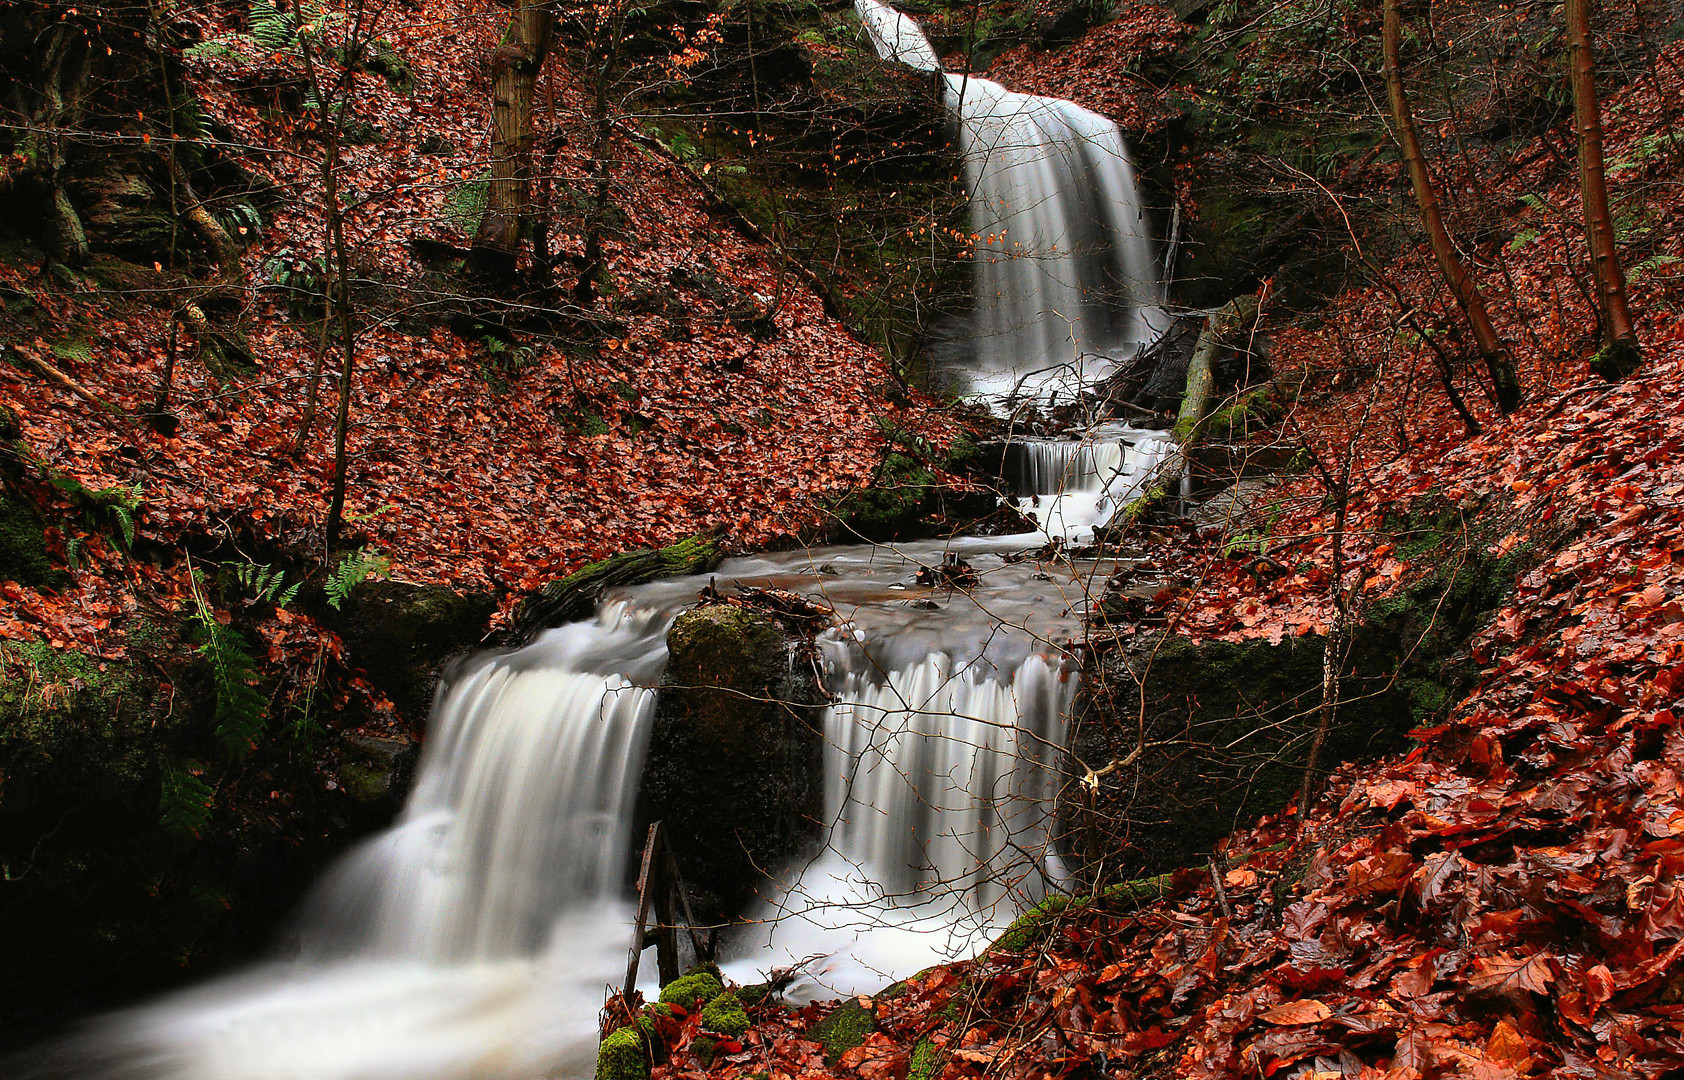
[856, 0, 1166, 403]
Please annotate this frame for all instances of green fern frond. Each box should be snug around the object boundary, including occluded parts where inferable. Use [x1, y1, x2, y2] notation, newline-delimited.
[248, 0, 300, 51]
[326, 547, 391, 610]
[159, 760, 215, 839]
[189, 568, 268, 759]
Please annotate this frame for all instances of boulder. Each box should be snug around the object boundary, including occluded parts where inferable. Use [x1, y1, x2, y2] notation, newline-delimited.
[316, 580, 495, 723]
[638, 604, 825, 923]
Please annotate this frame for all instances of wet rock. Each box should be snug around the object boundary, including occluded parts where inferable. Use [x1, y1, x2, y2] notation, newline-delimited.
[316, 580, 495, 722]
[639, 605, 825, 924]
[334, 733, 418, 807]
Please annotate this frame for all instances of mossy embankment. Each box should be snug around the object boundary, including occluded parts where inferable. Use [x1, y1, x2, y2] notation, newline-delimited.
[1067, 490, 1540, 881]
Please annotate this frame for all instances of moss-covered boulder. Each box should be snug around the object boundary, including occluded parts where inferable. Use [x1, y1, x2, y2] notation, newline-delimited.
[810, 997, 875, 1065]
[314, 579, 495, 722]
[333, 732, 419, 807]
[658, 970, 726, 1012]
[595, 1023, 651, 1080]
[700, 990, 749, 1037]
[638, 604, 824, 923]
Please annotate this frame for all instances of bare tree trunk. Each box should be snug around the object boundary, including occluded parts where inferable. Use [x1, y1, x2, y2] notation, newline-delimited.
[299, 38, 359, 546]
[474, 0, 554, 274]
[1565, 0, 1642, 377]
[575, 2, 619, 307]
[167, 158, 247, 286]
[1382, 0, 1522, 413]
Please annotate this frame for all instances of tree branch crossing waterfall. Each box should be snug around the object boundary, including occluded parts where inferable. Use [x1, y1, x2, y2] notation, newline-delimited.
[23, 7, 1174, 1080]
[854, 0, 1166, 403]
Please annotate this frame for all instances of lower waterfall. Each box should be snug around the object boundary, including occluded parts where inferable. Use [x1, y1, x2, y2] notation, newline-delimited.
[37, 538, 1117, 1079]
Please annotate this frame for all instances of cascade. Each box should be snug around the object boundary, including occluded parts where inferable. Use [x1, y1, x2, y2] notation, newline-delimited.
[1011, 427, 1175, 542]
[21, 5, 1178, 1078]
[855, 0, 1166, 402]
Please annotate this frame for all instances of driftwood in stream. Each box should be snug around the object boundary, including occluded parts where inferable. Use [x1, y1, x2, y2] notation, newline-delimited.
[509, 534, 722, 644]
[1112, 295, 1264, 524]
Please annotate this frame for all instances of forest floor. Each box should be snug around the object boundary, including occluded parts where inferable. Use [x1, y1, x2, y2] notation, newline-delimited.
[1, 0, 962, 699]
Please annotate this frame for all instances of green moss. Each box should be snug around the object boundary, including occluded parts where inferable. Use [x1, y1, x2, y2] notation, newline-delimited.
[595, 1025, 650, 1080]
[829, 452, 936, 540]
[910, 1037, 942, 1080]
[990, 874, 1178, 953]
[513, 534, 723, 639]
[1202, 386, 1280, 443]
[0, 492, 59, 589]
[658, 971, 725, 1012]
[735, 982, 771, 1006]
[701, 991, 749, 1037]
[809, 997, 874, 1065]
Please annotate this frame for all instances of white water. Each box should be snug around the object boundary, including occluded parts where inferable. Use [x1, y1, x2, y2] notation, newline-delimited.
[1012, 427, 1175, 542]
[38, 539, 1121, 1079]
[855, 0, 1166, 403]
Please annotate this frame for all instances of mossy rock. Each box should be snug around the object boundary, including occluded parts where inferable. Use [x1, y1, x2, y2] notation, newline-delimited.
[511, 534, 722, 643]
[810, 997, 875, 1066]
[313, 579, 495, 722]
[1070, 492, 1536, 881]
[639, 604, 825, 923]
[596, 1024, 651, 1080]
[701, 990, 749, 1037]
[659, 971, 725, 1012]
[0, 491, 59, 590]
[827, 452, 936, 542]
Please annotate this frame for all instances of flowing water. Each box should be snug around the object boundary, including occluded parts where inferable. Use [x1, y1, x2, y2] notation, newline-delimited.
[855, 0, 1165, 403]
[24, 4, 1173, 1077]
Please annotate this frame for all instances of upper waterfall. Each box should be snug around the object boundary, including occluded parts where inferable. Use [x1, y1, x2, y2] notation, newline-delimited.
[856, 0, 1166, 403]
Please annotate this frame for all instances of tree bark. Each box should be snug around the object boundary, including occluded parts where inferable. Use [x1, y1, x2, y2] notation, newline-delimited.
[1382, 0, 1522, 413]
[168, 158, 247, 286]
[31, 26, 91, 266]
[473, 0, 554, 274]
[1565, 0, 1642, 377]
[575, 1, 618, 307]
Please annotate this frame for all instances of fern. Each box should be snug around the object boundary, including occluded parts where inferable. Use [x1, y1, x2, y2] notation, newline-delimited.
[228, 561, 300, 607]
[249, 0, 300, 52]
[326, 547, 391, 610]
[188, 569, 268, 759]
[159, 760, 215, 839]
[444, 177, 489, 234]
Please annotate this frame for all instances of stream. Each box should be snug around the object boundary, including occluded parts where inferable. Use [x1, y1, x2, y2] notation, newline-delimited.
[27, 3, 1171, 1077]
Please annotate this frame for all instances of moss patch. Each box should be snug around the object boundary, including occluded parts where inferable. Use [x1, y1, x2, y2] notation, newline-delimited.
[659, 971, 726, 1012]
[596, 1024, 651, 1080]
[810, 997, 875, 1065]
[511, 534, 722, 642]
[0, 491, 59, 589]
[701, 990, 749, 1037]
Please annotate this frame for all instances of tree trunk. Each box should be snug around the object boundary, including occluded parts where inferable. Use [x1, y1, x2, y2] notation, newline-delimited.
[473, 0, 554, 274]
[574, 4, 618, 307]
[168, 158, 247, 285]
[1382, 0, 1522, 413]
[31, 26, 91, 266]
[1565, 0, 1642, 377]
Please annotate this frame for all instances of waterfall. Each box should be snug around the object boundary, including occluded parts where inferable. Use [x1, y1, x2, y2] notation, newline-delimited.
[16, 7, 1182, 1075]
[38, 544, 1093, 1077]
[855, 0, 1166, 402]
[1011, 427, 1175, 541]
